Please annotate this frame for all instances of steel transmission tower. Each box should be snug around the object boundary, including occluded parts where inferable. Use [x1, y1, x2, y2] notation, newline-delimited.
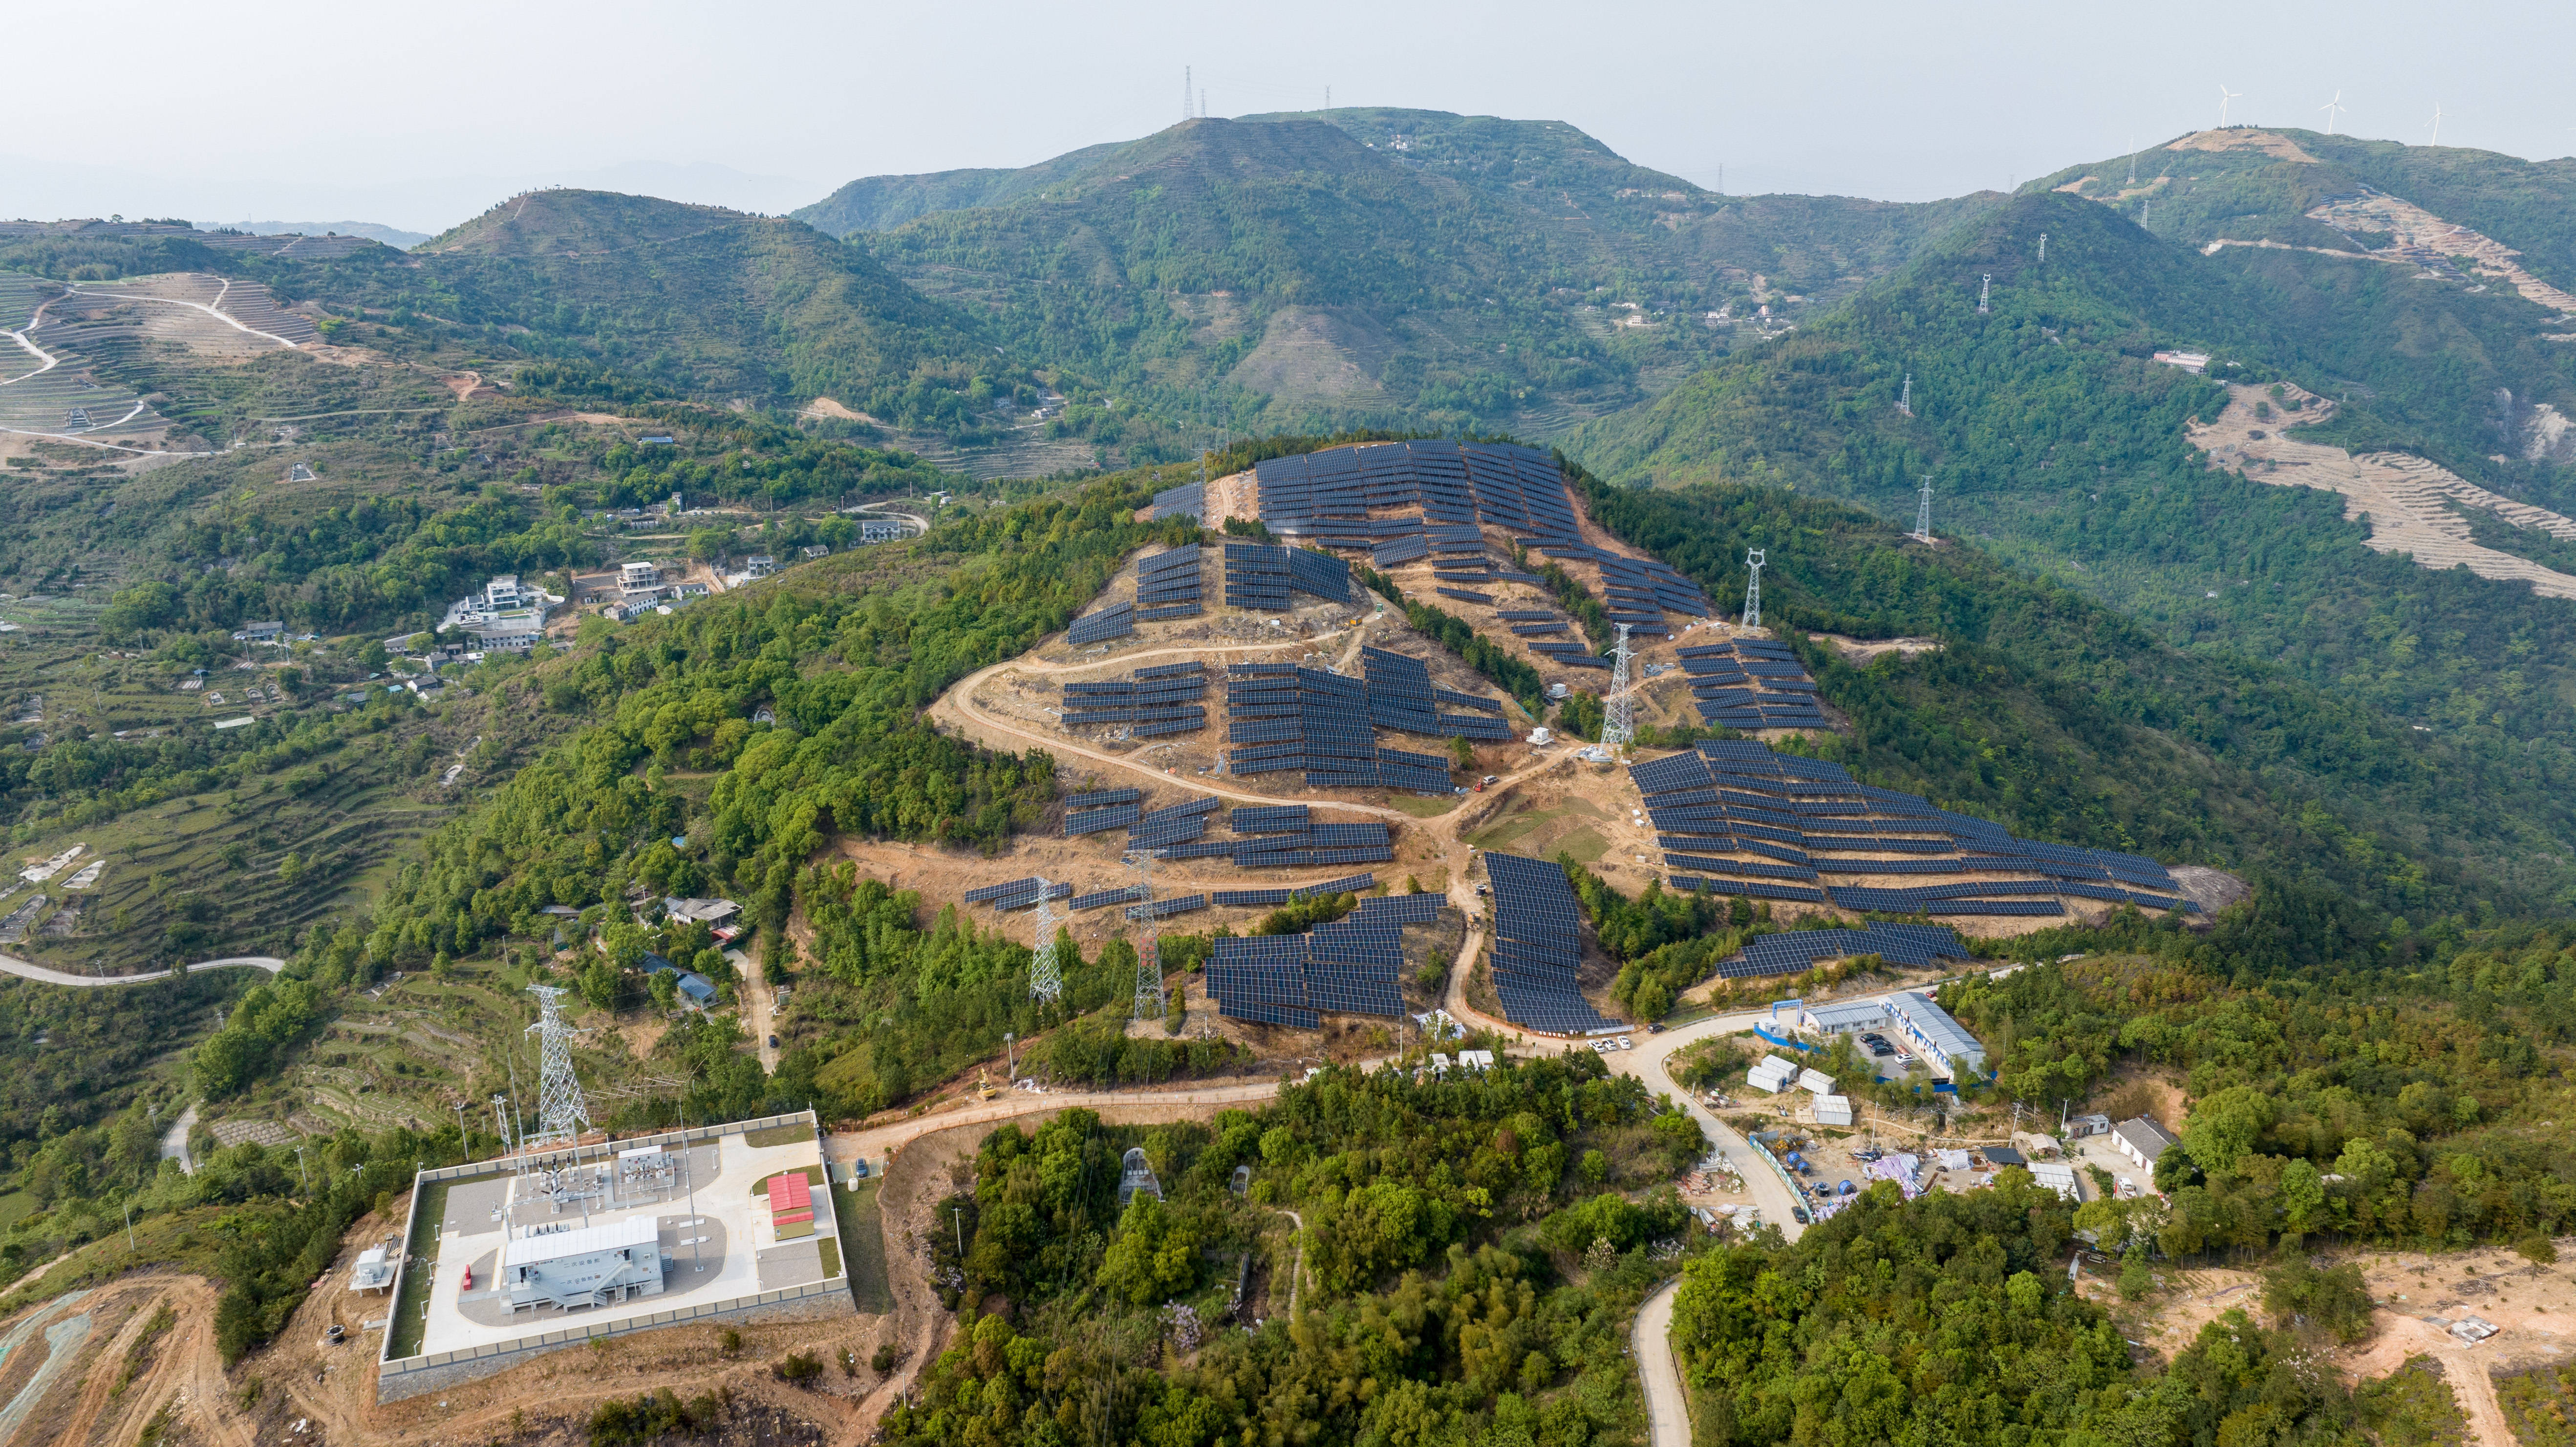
[1977, 275, 1992, 314]
[1895, 373, 1913, 417]
[1740, 550, 1765, 629]
[1912, 476, 1935, 543]
[524, 985, 592, 1151]
[2038, 232, 2047, 262]
[1029, 877, 1064, 1005]
[1124, 850, 1165, 1022]
[1602, 623, 1636, 750]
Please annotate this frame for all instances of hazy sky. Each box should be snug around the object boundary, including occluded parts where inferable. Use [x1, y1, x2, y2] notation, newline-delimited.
[8, 0, 2571, 234]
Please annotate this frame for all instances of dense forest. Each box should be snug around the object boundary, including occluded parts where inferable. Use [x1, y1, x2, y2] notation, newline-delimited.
[1668, 1176, 2464, 1447]
[880, 1055, 1704, 1447]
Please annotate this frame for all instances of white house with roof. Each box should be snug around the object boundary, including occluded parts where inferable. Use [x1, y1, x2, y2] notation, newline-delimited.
[1802, 1000, 1890, 1037]
[1884, 990, 1986, 1078]
[2112, 1117, 2179, 1171]
[443, 573, 561, 649]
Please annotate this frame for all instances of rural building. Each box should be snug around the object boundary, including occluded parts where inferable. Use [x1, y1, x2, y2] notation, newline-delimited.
[236, 620, 285, 644]
[801, 544, 829, 559]
[1884, 990, 1986, 1077]
[674, 973, 717, 1008]
[663, 897, 741, 927]
[2030, 1162, 2081, 1202]
[483, 575, 527, 611]
[1814, 1094, 1853, 1126]
[2067, 1112, 2113, 1138]
[471, 609, 545, 651]
[744, 555, 776, 578]
[859, 518, 906, 543]
[1802, 1000, 1889, 1036]
[2112, 1118, 2178, 1170]
[620, 561, 662, 595]
[1746, 1055, 1798, 1094]
[502, 1215, 667, 1312]
[1796, 1067, 1836, 1095]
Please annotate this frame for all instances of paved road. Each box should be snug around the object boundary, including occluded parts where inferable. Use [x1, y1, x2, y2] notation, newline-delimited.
[1635, 1276, 1689, 1447]
[0, 953, 283, 988]
[160, 1103, 199, 1176]
[1610, 1005, 1811, 1239]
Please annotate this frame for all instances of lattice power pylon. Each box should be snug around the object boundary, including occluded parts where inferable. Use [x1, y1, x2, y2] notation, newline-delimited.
[1977, 274, 1993, 314]
[1602, 623, 1636, 751]
[1912, 476, 1935, 543]
[1895, 373, 1913, 418]
[1029, 877, 1064, 1005]
[1124, 850, 1165, 1022]
[1741, 549, 1765, 629]
[524, 985, 593, 1151]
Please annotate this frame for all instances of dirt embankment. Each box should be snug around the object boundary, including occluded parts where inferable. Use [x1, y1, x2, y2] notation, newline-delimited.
[2190, 382, 2576, 600]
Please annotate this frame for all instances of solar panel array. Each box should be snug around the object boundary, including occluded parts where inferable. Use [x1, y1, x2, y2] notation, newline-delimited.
[1222, 543, 1351, 609]
[1066, 787, 1142, 809]
[1068, 884, 1149, 912]
[1068, 601, 1134, 646]
[1676, 639, 1827, 731]
[1716, 923, 1969, 979]
[1149, 481, 1204, 521]
[1058, 661, 1209, 740]
[1359, 647, 1514, 744]
[1631, 740, 2197, 918]
[1483, 852, 1624, 1035]
[1220, 661, 1474, 793]
[964, 877, 1074, 910]
[1126, 894, 1209, 921]
[1204, 891, 1453, 1027]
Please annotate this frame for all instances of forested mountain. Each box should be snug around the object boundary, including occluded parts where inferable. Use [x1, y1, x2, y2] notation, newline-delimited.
[2036, 126, 2576, 294]
[795, 111, 1986, 442]
[1564, 191, 2576, 865]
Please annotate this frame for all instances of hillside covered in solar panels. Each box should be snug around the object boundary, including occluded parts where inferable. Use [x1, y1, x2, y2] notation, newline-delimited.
[1635, 738, 2196, 928]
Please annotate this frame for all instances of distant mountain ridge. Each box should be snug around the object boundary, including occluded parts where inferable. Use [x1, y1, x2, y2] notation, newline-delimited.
[794, 109, 1990, 442]
[212, 219, 430, 250]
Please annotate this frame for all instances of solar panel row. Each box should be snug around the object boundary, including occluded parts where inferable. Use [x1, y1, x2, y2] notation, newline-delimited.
[1068, 605, 1134, 646]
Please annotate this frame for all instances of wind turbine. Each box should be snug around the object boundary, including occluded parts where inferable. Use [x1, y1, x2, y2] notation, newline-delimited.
[2426, 102, 2445, 146]
[2217, 83, 2243, 128]
[2318, 90, 2345, 135]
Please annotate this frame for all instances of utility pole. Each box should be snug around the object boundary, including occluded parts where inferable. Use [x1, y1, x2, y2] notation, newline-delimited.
[124, 1201, 136, 1254]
